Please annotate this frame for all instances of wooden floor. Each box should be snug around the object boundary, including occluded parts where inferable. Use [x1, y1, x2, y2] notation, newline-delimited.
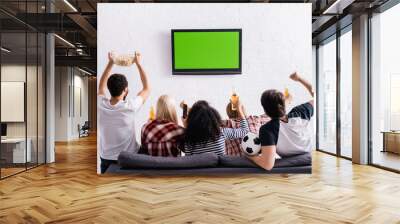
[1, 167, 26, 178]
[1, 135, 400, 224]
[372, 151, 400, 171]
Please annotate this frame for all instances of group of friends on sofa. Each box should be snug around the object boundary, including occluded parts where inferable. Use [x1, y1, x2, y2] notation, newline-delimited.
[98, 52, 314, 173]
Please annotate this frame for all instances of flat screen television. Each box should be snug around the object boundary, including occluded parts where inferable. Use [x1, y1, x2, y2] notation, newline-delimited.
[171, 29, 242, 75]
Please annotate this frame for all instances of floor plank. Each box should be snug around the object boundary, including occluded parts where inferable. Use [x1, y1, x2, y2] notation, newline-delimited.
[0, 135, 400, 224]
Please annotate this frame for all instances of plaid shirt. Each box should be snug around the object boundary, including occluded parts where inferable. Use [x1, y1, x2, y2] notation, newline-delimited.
[140, 120, 185, 157]
[221, 115, 270, 156]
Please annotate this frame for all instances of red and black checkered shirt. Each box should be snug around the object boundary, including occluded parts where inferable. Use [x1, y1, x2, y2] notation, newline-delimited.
[140, 120, 185, 157]
[221, 115, 270, 156]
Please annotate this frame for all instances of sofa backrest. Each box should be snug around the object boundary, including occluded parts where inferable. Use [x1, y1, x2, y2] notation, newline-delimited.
[219, 153, 312, 168]
[118, 151, 311, 169]
[118, 151, 219, 169]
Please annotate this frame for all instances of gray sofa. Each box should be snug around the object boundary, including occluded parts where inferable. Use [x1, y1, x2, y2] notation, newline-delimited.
[105, 151, 312, 175]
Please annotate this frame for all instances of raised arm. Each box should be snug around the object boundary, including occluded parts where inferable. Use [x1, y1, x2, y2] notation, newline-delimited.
[290, 72, 314, 105]
[98, 52, 114, 96]
[247, 122, 279, 170]
[222, 101, 249, 139]
[134, 52, 150, 102]
[248, 146, 276, 170]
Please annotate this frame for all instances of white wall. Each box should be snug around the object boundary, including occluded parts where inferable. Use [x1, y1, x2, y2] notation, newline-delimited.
[55, 67, 89, 141]
[55, 67, 69, 141]
[72, 74, 89, 138]
[97, 3, 312, 172]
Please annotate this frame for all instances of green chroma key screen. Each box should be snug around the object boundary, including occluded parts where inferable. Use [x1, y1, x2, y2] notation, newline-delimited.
[172, 29, 241, 74]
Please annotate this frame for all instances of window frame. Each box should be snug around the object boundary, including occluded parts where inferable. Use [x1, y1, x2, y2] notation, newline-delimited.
[315, 24, 353, 161]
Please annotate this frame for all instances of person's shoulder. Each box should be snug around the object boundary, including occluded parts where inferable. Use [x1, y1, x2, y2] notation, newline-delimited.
[287, 102, 314, 120]
[97, 95, 110, 109]
[260, 119, 279, 130]
[153, 120, 184, 131]
[141, 120, 156, 134]
[158, 121, 185, 137]
[128, 96, 144, 104]
[259, 119, 280, 138]
[165, 121, 185, 132]
[143, 119, 156, 127]
[97, 95, 108, 102]
[259, 119, 280, 146]
[124, 96, 144, 111]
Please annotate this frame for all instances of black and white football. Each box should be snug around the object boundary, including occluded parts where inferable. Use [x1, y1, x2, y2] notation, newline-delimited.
[241, 132, 261, 156]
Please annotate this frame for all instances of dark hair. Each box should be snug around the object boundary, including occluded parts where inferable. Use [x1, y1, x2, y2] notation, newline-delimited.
[107, 74, 128, 97]
[226, 102, 239, 119]
[260, 89, 286, 118]
[185, 101, 222, 146]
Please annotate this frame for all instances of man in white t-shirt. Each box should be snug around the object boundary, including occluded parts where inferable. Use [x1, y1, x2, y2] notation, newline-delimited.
[98, 52, 150, 173]
[248, 72, 314, 170]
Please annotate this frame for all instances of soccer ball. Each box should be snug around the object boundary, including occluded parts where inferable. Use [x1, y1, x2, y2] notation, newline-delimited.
[241, 132, 261, 156]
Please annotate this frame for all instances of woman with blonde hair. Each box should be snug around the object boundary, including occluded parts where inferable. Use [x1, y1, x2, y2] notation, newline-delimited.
[140, 95, 185, 157]
[155, 95, 179, 124]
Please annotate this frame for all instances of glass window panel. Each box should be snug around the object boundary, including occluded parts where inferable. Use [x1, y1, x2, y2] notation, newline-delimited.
[0, 1, 46, 179]
[318, 37, 337, 154]
[1, 31, 28, 177]
[340, 29, 352, 158]
[371, 3, 400, 171]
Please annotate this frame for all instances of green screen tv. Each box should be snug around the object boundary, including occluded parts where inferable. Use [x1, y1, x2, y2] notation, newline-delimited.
[172, 29, 242, 75]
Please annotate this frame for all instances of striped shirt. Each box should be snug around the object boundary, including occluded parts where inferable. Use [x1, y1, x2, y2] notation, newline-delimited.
[184, 119, 249, 156]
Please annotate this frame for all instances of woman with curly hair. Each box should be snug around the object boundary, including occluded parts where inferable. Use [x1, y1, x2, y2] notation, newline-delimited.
[184, 100, 249, 155]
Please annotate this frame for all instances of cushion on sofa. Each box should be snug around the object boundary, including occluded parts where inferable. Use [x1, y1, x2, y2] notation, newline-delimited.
[219, 152, 312, 168]
[118, 151, 219, 169]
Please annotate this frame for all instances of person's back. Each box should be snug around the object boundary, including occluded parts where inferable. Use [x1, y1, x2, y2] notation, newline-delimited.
[98, 52, 150, 173]
[99, 95, 142, 159]
[140, 95, 184, 157]
[248, 72, 314, 170]
[184, 133, 226, 156]
[184, 101, 249, 156]
[259, 102, 313, 157]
